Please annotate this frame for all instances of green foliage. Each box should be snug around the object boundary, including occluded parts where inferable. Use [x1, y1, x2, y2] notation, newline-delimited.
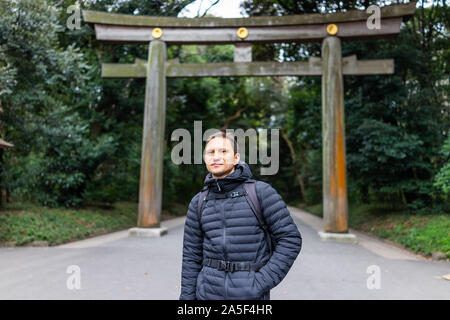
[241, 1, 450, 209]
[15, 108, 117, 207]
[372, 215, 450, 258]
[347, 118, 430, 205]
[0, 0, 448, 216]
[0, 0, 119, 207]
[296, 201, 450, 258]
[433, 135, 450, 196]
[0, 202, 137, 245]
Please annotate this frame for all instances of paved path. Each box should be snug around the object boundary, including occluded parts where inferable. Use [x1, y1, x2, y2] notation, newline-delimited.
[0, 207, 448, 299]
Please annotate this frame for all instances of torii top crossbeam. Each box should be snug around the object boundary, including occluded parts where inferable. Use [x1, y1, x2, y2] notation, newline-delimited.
[83, 3, 416, 44]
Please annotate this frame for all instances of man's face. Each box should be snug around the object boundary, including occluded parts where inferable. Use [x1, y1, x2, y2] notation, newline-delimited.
[204, 136, 240, 179]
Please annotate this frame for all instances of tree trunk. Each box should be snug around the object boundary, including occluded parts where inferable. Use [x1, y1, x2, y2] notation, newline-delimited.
[281, 129, 305, 202]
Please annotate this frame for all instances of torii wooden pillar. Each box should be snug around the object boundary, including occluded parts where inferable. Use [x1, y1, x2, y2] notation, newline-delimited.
[83, 3, 416, 236]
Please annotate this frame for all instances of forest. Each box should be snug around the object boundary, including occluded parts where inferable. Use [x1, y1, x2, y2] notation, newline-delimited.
[0, 0, 448, 256]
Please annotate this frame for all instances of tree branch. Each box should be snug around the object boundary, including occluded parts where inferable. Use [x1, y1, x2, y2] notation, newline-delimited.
[220, 106, 249, 130]
[200, 0, 220, 18]
[196, 0, 204, 17]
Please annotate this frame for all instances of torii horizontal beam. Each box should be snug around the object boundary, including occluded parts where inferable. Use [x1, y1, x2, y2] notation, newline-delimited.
[83, 3, 415, 28]
[102, 56, 394, 78]
[92, 18, 402, 44]
[83, 3, 415, 44]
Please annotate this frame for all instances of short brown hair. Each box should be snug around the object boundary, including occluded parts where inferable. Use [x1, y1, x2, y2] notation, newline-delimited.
[205, 130, 238, 155]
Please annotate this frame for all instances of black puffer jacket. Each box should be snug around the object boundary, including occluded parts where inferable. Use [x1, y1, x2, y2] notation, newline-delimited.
[180, 162, 302, 300]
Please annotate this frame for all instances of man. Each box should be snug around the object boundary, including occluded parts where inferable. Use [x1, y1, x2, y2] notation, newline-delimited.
[180, 130, 302, 300]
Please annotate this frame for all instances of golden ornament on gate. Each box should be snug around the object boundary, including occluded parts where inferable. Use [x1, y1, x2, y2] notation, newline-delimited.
[152, 28, 163, 39]
[237, 27, 249, 39]
[326, 24, 338, 35]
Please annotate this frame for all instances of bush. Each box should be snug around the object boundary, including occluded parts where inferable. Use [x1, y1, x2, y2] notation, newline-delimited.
[10, 107, 117, 207]
[433, 135, 450, 197]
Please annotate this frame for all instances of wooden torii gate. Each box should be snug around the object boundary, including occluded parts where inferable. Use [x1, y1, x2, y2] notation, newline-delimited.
[83, 3, 416, 239]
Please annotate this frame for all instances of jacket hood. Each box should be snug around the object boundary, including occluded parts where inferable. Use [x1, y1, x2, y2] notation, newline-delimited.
[204, 161, 253, 193]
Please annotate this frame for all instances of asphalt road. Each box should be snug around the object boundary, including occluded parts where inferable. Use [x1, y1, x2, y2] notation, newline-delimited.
[0, 207, 448, 299]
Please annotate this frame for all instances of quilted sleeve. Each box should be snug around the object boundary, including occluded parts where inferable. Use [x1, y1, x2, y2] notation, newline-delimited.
[179, 192, 204, 300]
[254, 181, 302, 293]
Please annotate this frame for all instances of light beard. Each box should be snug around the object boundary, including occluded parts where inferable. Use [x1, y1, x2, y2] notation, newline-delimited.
[211, 165, 235, 178]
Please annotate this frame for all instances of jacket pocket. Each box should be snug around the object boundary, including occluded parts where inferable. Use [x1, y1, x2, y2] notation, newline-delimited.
[195, 267, 205, 300]
[229, 270, 263, 300]
[250, 270, 264, 297]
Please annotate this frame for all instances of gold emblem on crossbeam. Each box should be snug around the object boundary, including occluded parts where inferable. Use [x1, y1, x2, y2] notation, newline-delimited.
[237, 27, 249, 39]
[152, 28, 163, 39]
[326, 24, 338, 35]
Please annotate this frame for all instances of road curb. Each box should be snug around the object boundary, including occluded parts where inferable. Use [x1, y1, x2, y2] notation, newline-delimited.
[56, 216, 186, 248]
[288, 205, 428, 261]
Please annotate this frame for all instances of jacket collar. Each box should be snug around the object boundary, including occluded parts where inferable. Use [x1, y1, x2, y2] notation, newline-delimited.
[204, 161, 253, 193]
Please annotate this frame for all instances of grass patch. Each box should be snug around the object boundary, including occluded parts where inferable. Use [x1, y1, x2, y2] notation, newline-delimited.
[290, 201, 450, 259]
[0, 201, 183, 246]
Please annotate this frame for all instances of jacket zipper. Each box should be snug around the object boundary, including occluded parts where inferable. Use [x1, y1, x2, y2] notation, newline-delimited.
[221, 199, 228, 299]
